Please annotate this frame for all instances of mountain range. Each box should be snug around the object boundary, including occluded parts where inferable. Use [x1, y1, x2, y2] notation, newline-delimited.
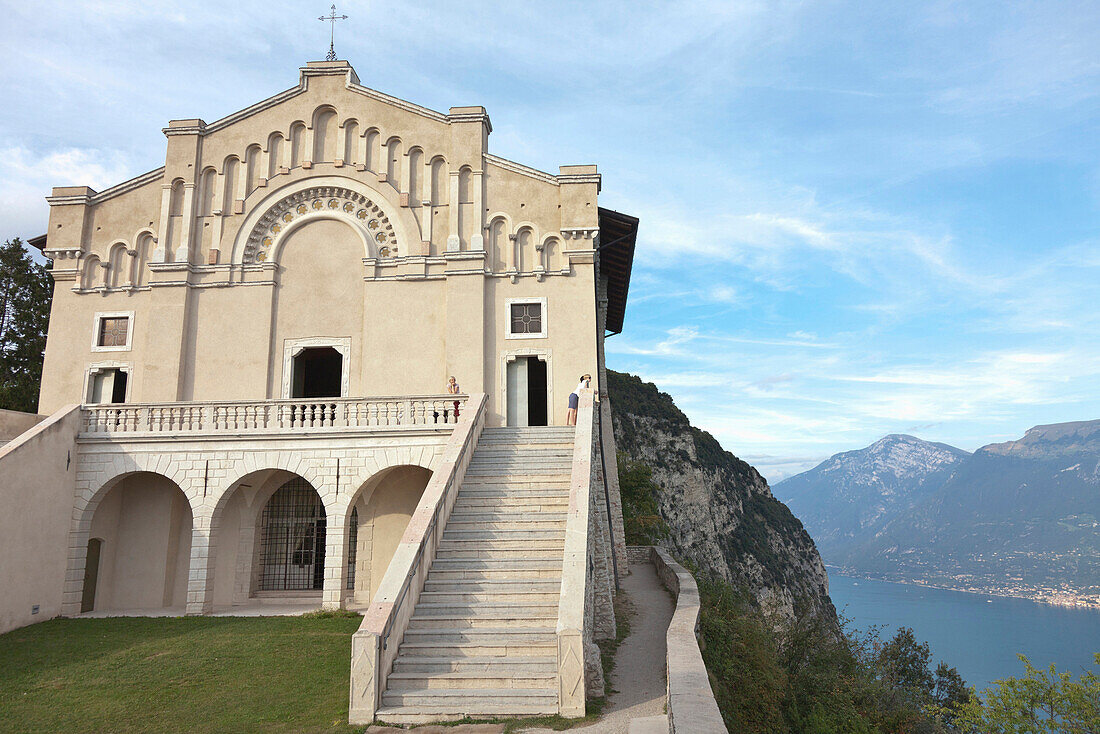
[775, 420, 1100, 603]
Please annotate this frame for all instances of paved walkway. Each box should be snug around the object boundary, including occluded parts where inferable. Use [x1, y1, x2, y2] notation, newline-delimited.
[522, 560, 674, 733]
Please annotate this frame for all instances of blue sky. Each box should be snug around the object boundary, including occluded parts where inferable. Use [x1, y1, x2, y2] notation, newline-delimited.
[2, 1, 1099, 480]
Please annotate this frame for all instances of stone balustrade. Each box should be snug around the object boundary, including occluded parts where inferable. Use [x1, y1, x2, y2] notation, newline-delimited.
[80, 394, 469, 436]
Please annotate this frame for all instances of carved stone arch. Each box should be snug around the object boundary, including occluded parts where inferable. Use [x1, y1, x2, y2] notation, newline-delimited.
[76, 462, 194, 536]
[208, 455, 328, 517]
[232, 175, 421, 264]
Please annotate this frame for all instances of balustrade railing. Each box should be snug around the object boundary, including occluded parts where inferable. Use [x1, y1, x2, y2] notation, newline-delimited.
[80, 395, 469, 436]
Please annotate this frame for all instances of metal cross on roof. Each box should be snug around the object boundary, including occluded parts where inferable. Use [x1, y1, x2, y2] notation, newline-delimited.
[319, 4, 349, 62]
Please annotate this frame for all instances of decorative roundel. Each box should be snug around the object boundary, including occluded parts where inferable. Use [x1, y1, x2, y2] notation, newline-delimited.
[244, 185, 399, 263]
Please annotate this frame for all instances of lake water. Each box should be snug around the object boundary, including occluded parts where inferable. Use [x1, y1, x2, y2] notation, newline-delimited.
[827, 570, 1100, 692]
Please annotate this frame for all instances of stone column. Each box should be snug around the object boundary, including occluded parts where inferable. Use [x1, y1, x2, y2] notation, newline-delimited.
[322, 500, 350, 609]
[185, 511, 214, 615]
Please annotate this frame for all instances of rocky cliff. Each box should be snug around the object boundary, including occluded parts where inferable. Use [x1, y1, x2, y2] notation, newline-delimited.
[607, 370, 835, 623]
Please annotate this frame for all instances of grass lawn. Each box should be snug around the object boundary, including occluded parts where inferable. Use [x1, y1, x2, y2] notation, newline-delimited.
[0, 612, 364, 734]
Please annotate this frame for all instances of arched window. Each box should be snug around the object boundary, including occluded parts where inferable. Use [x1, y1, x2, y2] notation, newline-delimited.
[222, 157, 240, 212]
[133, 232, 154, 287]
[430, 157, 448, 205]
[489, 218, 508, 272]
[166, 178, 186, 254]
[81, 254, 101, 290]
[457, 166, 472, 204]
[385, 138, 401, 186]
[343, 120, 359, 164]
[407, 148, 423, 202]
[267, 134, 283, 178]
[245, 145, 262, 195]
[107, 243, 128, 289]
[289, 122, 306, 168]
[199, 167, 217, 217]
[364, 129, 379, 172]
[516, 227, 535, 273]
[312, 107, 338, 163]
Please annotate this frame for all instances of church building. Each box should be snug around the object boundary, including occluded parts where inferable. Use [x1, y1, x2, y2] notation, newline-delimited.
[0, 59, 637, 723]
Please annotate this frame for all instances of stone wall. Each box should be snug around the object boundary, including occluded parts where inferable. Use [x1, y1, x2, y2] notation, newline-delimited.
[644, 545, 727, 734]
[0, 408, 45, 444]
[0, 406, 82, 633]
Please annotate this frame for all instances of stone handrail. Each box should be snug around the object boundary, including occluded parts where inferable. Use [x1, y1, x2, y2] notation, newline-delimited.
[648, 546, 728, 734]
[80, 394, 469, 436]
[557, 387, 596, 717]
[348, 392, 487, 724]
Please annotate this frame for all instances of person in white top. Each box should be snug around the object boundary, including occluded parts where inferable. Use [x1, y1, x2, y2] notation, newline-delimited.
[447, 376, 461, 421]
[566, 374, 591, 426]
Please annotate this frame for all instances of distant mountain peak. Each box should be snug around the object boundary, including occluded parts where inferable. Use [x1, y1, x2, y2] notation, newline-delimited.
[981, 419, 1100, 459]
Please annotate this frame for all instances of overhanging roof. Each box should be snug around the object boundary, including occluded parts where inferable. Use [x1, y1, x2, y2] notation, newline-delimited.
[27, 234, 47, 251]
[597, 207, 638, 335]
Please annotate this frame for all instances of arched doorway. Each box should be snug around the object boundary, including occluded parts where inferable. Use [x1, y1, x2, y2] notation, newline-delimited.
[258, 477, 327, 591]
[82, 472, 193, 613]
[344, 465, 433, 607]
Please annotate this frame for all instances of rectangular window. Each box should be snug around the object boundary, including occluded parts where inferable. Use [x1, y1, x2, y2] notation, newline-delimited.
[98, 317, 129, 347]
[91, 312, 134, 352]
[506, 298, 547, 339]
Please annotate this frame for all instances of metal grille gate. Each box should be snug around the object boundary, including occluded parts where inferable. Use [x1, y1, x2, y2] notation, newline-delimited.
[259, 478, 326, 591]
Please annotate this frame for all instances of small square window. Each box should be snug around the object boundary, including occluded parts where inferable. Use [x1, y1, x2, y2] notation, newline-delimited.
[98, 317, 129, 347]
[511, 303, 542, 334]
[506, 298, 547, 339]
[91, 312, 133, 352]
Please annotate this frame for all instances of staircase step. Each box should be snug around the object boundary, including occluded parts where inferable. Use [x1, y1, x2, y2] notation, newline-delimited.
[438, 538, 564, 551]
[435, 549, 563, 562]
[427, 566, 562, 580]
[386, 671, 557, 690]
[422, 578, 562, 592]
[461, 477, 570, 487]
[440, 529, 564, 541]
[452, 497, 568, 509]
[408, 613, 557, 630]
[392, 655, 556, 674]
[419, 589, 560, 604]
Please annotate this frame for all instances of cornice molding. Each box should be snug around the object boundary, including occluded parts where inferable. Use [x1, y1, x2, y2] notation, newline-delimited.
[484, 154, 559, 186]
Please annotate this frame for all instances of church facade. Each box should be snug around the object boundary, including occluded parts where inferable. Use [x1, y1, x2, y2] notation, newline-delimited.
[1, 60, 636, 721]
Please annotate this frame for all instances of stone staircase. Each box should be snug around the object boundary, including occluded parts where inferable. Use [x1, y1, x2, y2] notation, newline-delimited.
[376, 426, 576, 723]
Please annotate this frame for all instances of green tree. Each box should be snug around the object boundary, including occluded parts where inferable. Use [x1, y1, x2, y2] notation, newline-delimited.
[951, 653, 1100, 733]
[0, 238, 52, 413]
[616, 454, 669, 545]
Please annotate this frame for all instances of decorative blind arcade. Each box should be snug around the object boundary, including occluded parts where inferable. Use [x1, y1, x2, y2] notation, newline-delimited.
[510, 302, 542, 335]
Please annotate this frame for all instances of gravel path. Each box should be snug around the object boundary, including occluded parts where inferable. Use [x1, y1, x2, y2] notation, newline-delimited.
[521, 560, 674, 733]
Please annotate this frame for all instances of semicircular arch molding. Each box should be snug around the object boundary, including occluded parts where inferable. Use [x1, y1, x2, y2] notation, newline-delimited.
[231, 176, 420, 264]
